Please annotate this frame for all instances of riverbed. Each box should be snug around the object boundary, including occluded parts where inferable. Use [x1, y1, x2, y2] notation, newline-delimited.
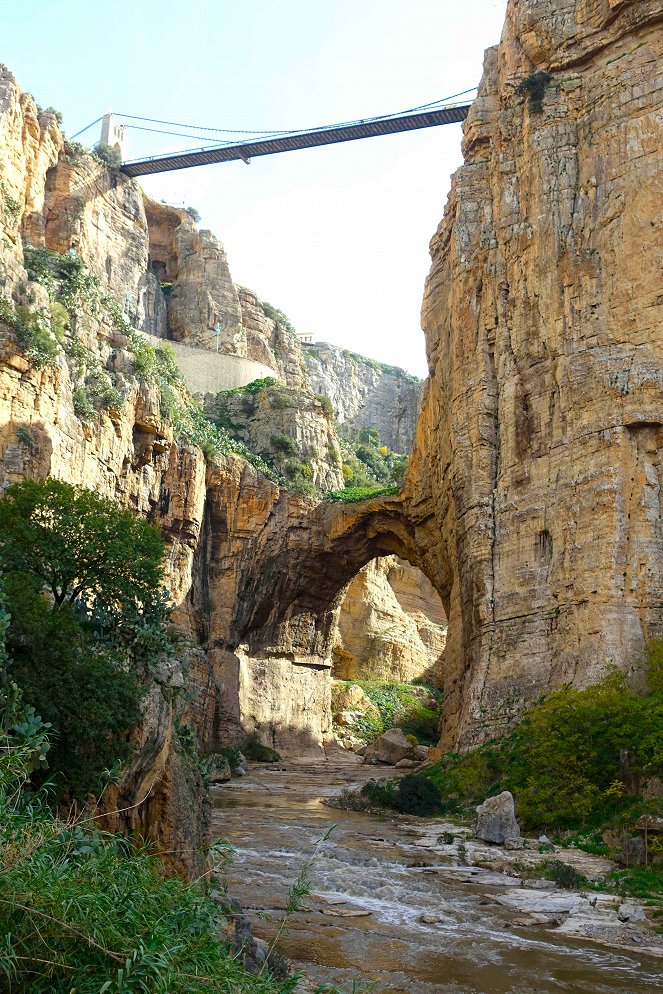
[212, 760, 662, 994]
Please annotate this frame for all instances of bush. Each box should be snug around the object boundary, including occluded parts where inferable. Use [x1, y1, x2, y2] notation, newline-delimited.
[261, 301, 295, 335]
[0, 478, 165, 612]
[348, 681, 443, 745]
[315, 393, 334, 418]
[93, 141, 122, 169]
[270, 432, 298, 457]
[360, 777, 398, 808]
[242, 731, 280, 763]
[324, 485, 399, 503]
[7, 578, 141, 798]
[423, 671, 663, 831]
[0, 480, 174, 799]
[542, 859, 587, 890]
[0, 300, 61, 368]
[0, 746, 287, 993]
[393, 774, 442, 816]
[186, 206, 201, 223]
[517, 71, 553, 113]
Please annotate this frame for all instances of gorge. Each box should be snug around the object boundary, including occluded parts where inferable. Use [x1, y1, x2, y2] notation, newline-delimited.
[1, 0, 663, 990]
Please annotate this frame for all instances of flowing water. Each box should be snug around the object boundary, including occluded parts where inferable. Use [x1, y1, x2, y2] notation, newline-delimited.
[212, 761, 662, 994]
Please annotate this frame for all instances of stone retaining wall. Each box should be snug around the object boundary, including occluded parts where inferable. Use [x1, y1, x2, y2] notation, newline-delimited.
[141, 333, 276, 394]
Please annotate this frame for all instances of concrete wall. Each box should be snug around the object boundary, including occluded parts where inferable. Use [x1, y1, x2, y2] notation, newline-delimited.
[140, 334, 277, 394]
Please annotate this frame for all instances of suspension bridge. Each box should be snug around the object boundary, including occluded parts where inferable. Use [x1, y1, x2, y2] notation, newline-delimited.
[71, 90, 476, 178]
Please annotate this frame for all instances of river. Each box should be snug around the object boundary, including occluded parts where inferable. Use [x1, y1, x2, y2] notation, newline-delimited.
[212, 760, 662, 994]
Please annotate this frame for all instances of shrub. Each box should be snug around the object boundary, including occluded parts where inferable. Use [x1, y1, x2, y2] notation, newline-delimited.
[393, 774, 442, 816]
[517, 71, 553, 113]
[349, 681, 443, 745]
[7, 578, 142, 798]
[324, 485, 399, 503]
[542, 860, 587, 890]
[7, 303, 60, 367]
[271, 432, 298, 457]
[315, 393, 334, 418]
[73, 384, 96, 420]
[186, 206, 201, 223]
[93, 141, 122, 169]
[0, 746, 287, 993]
[423, 672, 663, 831]
[360, 777, 398, 808]
[242, 731, 280, 763]
[0, 478, 165, 612]
[261, 301, 296, 335]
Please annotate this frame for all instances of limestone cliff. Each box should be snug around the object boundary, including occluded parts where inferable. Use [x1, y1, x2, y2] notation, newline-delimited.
[206, 381, 345, 491]
[305, 341, 422, 454]
[332, 556, 447, 685]
[406, 0, 663, 747]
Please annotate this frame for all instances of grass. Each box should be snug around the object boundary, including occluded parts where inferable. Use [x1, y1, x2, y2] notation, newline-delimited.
[334, 679, 443, 745]
[0, 744, 292, 994]
[324, 485, 399, 503]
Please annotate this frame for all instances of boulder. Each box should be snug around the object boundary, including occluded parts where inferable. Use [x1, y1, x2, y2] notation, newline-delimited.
[415, 745, 430, 762]
[364, 728, 416, 766]
[395, 758, 419, 769]
[208, 756, 232, 784]
[475, 791, 521, 845]
[617, 904, 646, 923]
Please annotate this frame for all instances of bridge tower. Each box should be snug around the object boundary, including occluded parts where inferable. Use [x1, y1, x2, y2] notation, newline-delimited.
[99, 111, 128, 162]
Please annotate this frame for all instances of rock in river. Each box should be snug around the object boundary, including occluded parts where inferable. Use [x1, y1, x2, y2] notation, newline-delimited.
[475, 791, 521, 845]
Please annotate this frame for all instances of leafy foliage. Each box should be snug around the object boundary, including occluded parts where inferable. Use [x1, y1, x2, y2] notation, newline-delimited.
[0, 293, 60, 368]
[324, 485, 399, 503]
[335, 680, 442, 745]
[393, 774, 442, 816]
[334, 347, 420, 384]
[0, 479, 165, 611]
[6, 578, 141, 798]
[261, 301, 295, 335]
[93, 141, 122, 169]
[517, 71, 553, 113]
[422, 670, 663, 830]
[0, 754, 290, 993]
[0, 480, 178, 799]
[242, 731, 280, 763]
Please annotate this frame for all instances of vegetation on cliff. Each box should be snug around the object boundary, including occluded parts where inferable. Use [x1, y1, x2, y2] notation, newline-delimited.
[0, 479, 175, 800]
[0, 485, 301, 993]
[332, 679, 442, 746]
[421, 664, 663, 834]
[0, 740, 293, 993]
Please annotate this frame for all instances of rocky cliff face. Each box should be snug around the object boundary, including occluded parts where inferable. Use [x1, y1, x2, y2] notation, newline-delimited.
[206, 381, 345, 491]
[406, 0, 663, 747]
[4, 0, 658, 787]
[332, 556, 446, 684]
[305, 341, 422, 453]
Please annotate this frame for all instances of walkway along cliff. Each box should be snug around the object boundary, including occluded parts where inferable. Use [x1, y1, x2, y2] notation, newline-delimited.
[1, 0, 662, 866]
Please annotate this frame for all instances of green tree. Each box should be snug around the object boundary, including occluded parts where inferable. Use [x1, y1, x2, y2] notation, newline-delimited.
[0, 478, 165, 610]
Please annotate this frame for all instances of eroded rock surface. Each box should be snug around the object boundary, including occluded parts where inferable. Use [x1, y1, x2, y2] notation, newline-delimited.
[406, 0, 663, 747]
[305, 341, 422, 453]
[332, 556, 446, 684]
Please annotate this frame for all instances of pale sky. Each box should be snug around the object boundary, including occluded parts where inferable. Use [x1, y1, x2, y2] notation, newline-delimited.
[4, 0, 507, 377]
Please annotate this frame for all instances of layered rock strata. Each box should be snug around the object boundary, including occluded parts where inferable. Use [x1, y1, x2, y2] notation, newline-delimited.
[406, 0, 663, 746]
[305, 341, 423, 453]
[332, 557, 447, 684]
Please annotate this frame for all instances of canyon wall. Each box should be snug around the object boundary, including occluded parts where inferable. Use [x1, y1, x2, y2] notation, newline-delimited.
[406, 0, 663, 747]
[332, 557, 446, 685]
[305, 341, 422, 454]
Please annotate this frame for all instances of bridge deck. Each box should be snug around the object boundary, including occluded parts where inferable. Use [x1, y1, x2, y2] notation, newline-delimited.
[120, 104, 471, 177]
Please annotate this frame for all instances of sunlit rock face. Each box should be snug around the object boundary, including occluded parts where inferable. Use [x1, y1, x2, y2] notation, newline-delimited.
[406, 0, 663, 748]
[332, 557, 446, 685]
[305, 341, 423, 454]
